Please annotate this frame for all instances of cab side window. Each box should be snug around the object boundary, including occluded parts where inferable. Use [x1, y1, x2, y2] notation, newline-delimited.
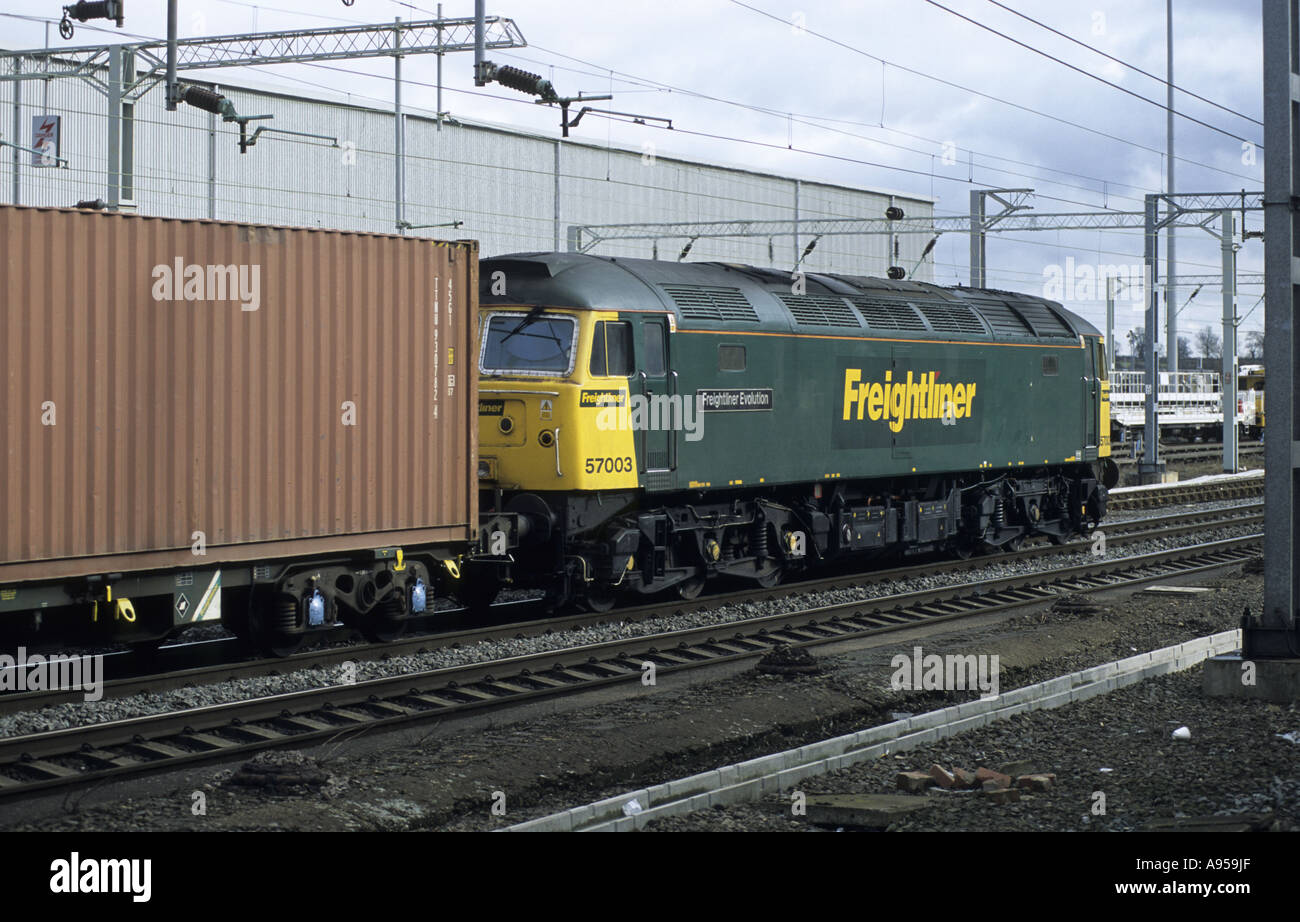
[643, 322, 666, 376]
[719, 344, 746, 372]
[590, 321, 633, 376]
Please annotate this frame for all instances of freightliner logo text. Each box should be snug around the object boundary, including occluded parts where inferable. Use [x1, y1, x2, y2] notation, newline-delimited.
[842, 369, 977, 433]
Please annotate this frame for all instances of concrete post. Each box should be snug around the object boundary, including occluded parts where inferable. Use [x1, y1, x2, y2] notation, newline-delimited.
[1221, 210, 1237, 473]
[1140, 194, 1164, 482]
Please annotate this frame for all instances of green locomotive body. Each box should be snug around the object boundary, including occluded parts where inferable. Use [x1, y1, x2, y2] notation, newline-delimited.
[472, 253, 1113, 610]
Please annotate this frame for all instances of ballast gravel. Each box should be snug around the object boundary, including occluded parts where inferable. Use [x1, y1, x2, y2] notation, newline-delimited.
[644, 665, 1299, 832]
[0, 514, 1261, 740]
[1, 560, 1267, 831]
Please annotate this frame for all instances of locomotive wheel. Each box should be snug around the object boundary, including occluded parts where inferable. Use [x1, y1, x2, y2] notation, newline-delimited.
[754, 567, 783, 589]
[676, 575, 705, 600]
[583, 585, 617, 613]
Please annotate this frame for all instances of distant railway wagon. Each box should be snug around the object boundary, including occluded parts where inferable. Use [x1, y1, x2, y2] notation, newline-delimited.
[1239, 365, 1265, 439]
[0, 206, 478, 653]
[471, 254, 1114, 611]
[1108, 370, 1258, 443]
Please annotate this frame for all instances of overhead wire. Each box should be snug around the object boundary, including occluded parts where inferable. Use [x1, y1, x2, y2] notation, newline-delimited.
[985, 0, 1261, 126]
[922, 0, 1259, 144]
[727, 0, 1261, 181]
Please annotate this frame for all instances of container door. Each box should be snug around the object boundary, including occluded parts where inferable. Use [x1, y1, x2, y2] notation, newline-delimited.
[638, 318, 673, 475]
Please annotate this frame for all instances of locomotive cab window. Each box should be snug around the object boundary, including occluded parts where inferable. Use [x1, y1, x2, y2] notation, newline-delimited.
[1042, 355, 1059, 376]
[590, 321, 634, 376]
[719, 344, 746, 372]
[480, 312, 578, 377]
[643, 321, 666, 376]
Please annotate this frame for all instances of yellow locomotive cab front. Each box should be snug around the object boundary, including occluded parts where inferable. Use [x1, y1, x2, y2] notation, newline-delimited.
[477, 307, 640, 492]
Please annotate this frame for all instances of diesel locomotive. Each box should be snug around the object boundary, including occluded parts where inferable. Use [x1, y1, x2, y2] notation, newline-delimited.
[0, 204, 1115, 655]
[466, 253, 1116, 612]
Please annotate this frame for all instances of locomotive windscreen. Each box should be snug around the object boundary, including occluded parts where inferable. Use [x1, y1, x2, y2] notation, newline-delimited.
[480, 312, 578, 377]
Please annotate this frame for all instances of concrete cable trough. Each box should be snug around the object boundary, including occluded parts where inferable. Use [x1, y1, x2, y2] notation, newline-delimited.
[504, 630, 1244, 832]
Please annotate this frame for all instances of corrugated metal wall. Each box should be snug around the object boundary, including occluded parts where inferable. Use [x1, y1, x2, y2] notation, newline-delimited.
[0, 62, 933, 278]
[0, 205, 477, 581]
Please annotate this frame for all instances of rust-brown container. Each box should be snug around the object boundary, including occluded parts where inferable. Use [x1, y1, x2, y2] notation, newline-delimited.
[0, 205, 477, 583]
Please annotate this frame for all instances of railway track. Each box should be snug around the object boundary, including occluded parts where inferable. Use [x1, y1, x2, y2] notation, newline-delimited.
[1108, 473, 1263, 510]
[0, 524, 1262, 803]
[1112, 441, 1264, 466]
[0, 499, 1263, 714]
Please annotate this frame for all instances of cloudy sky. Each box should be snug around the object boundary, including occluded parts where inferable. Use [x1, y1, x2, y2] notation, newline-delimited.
[0, 0, 1268, 348]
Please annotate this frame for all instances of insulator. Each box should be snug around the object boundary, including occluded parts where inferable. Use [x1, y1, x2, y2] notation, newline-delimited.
[67, 1, 121, 24]
[887, 266, 906, 280]
[885, 205, 905, 220]
[181, 85, 228, 115]
[494, 65, 557, 101]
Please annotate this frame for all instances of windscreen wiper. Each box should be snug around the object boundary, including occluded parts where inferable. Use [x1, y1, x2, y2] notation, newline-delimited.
[499, 304, 549, 344]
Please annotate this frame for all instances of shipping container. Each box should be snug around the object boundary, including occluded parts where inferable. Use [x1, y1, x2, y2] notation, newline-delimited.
[0, 205, 477, 648]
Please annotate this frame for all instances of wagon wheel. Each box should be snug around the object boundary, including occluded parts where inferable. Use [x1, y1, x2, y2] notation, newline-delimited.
[361, 595, 408, 643]
[454, 578, 501, 616]
[249, 599, 305, 658]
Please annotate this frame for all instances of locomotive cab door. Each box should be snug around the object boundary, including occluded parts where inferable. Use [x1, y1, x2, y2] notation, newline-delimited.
[1083, 338, 1100, 453]
[637, 317, 674, 478]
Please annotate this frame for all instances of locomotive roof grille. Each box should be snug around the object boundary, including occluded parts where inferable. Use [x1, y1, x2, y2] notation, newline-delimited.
[966, 297, 1036, 338]
[777, 293, 863, 328]
[845, 296, 929, 332]
[660, 284, 760, 323]
[1010, 300, 1075, 338]
[913, 301, 988, 337]
[475, 253, 1097, 341]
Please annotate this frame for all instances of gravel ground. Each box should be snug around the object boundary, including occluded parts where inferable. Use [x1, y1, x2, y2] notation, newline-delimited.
[0, 512, 1261, 739]
[644, 665, 1299, 832]
[1103, 497, 1258, 525]
[2, 561, 1265, 831]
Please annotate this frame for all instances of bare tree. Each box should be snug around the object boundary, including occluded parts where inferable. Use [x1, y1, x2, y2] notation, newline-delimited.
[1126, 327, 1145, 361]
[1195, 325, 1222, 359]
[1243, 330, 1265, 361]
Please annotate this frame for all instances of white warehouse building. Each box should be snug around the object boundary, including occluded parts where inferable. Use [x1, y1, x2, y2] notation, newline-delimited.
[0, 47, 934, 276]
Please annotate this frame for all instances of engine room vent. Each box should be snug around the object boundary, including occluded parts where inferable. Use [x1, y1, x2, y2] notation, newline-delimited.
[777, 294, 863, 328]
[661, 285, 760, 323]
[912, 301, 988, 337]
[845, 296, 928, 332]
[1013, 300, 1075, 338]
[970, 299, 1035, 338]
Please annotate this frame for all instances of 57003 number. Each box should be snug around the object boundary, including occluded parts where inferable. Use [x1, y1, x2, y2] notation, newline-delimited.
[585, 456, 634, 474]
